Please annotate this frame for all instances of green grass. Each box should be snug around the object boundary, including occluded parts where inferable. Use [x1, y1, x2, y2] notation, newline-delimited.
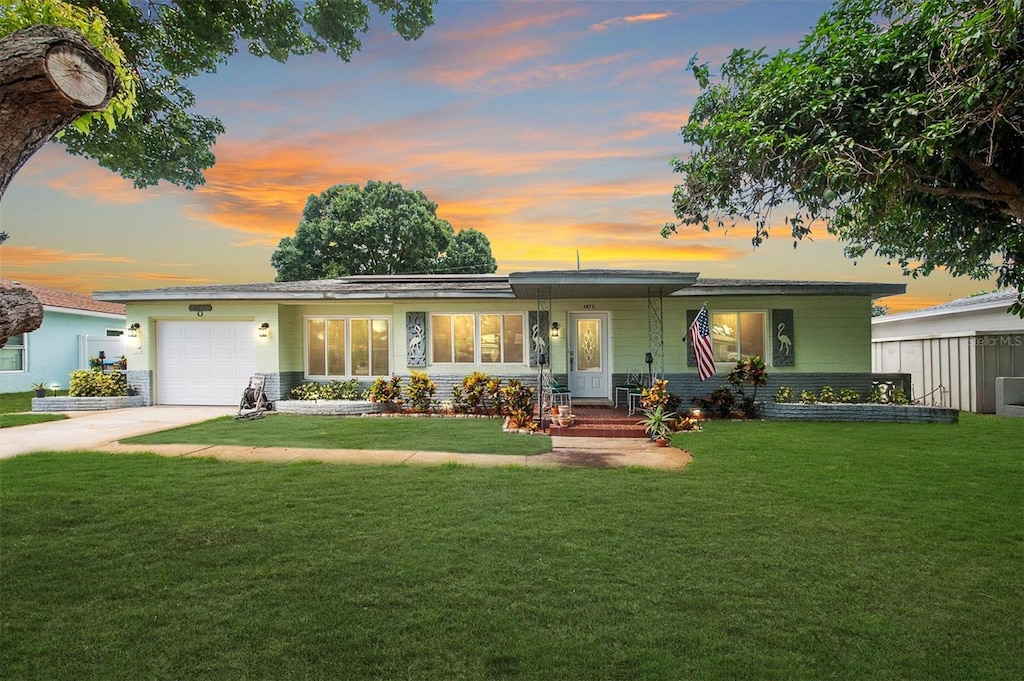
[2, 414, 1021, 680]
[124, 413, 553, 456]
[0, 391, 67, 428]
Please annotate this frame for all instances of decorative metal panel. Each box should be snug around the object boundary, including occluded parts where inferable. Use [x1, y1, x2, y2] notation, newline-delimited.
[772, 309, 795, 366]
[528, 310, 549, 367]
[406, 312, 426, 367]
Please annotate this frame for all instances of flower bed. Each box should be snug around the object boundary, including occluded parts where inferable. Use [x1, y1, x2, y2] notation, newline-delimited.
[761, 402, 958, 424]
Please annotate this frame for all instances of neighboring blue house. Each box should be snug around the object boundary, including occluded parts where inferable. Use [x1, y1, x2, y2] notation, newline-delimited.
[0, 279, 126, 394]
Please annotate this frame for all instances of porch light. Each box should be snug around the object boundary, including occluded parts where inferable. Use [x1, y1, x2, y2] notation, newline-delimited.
[258, 322, 270, 338]
[550, 321, 560, 339]
[127, 322, 141, 337]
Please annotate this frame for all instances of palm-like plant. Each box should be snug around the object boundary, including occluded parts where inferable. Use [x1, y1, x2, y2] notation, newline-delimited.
[638, 404, 676, 441]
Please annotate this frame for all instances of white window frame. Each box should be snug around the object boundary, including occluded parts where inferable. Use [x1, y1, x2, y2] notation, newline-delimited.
[304, 316, 390, 378]
[0, 333, 26, 373]
[430, 312, 526, 366]
[710, 310, 769, 365]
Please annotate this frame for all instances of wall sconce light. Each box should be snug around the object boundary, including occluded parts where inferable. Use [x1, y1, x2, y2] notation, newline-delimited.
[258, 322, 270, 338]
[550, 321, 560, 339]
[127, 322, 141, 337]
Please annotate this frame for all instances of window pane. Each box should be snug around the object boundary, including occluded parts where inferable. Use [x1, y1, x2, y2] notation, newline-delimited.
[432, 315, 452, 363]
[307, 319, 326, 375]
[0, 347, 24, 371]
[326, 319, 346, 375]
[503, 314, 524, 363]
[740, 312, 765, 359]
[454, 314, 475, 363]
[371, 319, 389, 376]
[711, 313, 738, 363]
[351, 319, 370, 376]
[480, 314, 501, 363]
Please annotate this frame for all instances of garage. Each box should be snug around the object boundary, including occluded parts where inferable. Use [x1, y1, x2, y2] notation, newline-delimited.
[156, 321, 257, 405]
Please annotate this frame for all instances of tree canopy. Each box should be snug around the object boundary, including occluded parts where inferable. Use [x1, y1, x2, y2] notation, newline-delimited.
[271, 181, 498, 281]
[0, 0, 436, 190]
[663, 0, 1023, 314]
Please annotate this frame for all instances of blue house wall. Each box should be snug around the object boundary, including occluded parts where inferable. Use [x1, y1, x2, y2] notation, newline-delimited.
[0, 309, 126, 393]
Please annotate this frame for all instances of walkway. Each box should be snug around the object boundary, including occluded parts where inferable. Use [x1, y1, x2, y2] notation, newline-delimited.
[1, 407, 691, 469]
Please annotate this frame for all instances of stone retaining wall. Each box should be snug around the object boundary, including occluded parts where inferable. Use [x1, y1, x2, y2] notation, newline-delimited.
[761, 402, 958, 424]
[273, 400, 394, 416]
[32, 396, 146, 412]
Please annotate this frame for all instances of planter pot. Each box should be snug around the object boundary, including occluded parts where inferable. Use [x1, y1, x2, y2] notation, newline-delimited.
[558, 405, 571, 418]
[654, 437, 670, 447]
[34, 389, 47, 398]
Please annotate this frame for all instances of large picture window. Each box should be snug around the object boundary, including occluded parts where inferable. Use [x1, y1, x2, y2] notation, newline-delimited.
[431, 313, 525, 364]
[306, 317, 389, 377]
[0, 333, 25, 372]
[711, 312, 765, 363]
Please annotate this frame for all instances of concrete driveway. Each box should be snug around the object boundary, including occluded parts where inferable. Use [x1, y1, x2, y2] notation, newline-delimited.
[0, 406, 234, 458]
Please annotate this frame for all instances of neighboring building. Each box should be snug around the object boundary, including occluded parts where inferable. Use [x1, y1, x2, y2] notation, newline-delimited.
[872, 290, 1024, 413]
[94, 270, 905, 407]
[0, 279, 127, 393]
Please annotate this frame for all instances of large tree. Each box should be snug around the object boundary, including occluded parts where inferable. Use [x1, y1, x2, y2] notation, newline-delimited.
[663, 0, 1023, 315]
[271, 181, 498, 280]
[0, 0, 436, 196]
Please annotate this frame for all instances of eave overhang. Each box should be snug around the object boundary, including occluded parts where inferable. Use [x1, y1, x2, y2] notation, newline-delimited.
[508, 270, 700, 299]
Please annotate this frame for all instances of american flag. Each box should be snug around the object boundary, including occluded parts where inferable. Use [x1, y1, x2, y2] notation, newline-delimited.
[689, 305, 716, 381]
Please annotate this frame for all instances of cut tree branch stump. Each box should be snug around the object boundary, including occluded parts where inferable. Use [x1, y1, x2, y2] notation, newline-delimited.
[0, 285, 44, 347]
[0, 25, 119, 200]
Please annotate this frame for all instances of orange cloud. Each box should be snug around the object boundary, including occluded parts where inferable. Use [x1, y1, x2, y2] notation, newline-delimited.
[11, 145, 157, 205]
[591, 12, 674, 31]
[0, 245, 132, 267]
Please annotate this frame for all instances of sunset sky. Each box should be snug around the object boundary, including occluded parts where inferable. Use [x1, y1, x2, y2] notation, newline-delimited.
[0, 0, 999, 312]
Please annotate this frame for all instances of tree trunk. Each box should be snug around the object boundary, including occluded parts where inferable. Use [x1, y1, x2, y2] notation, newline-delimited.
[0, 285, 44, 347]
[0, 25, 119, 200]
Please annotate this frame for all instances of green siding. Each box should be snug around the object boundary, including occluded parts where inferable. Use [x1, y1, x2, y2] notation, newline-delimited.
[123, 293, 874, 379]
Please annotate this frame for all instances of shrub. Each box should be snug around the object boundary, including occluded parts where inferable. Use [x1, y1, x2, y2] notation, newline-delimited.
[692, 386, 738, 418]
[839, 388, 861, 403]
[800, 390, 818, 404]
[68, 369, 125, 397]
[640, 378, 682, 413]
[404, 371, 437, 412]
[290, 383, 322, 400]
[289, 379, 362, 401]
[727, 356, 768, 401]
[365, 376, 403, 404]
[499, 379, 535, 428]
[453, 372, 501, 414]
[867, 385, 889, 403]
[773, 386, 794, 403]
[892, 388, 911, 405]
[819, 386, 837, 403]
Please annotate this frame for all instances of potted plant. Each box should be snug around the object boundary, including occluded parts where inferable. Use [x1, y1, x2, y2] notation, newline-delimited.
[126, 385, 138, 396]
[32, 382, 47, 398]
[638, 405, 676, 446]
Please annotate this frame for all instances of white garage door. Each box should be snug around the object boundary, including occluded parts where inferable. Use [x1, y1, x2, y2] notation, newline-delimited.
[157, 321, 257, 405]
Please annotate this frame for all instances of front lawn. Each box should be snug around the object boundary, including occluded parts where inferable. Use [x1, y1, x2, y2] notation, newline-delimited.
[2, 415, 1021, 679]
[124, 413, 552, 456]
[0, 391, 67, 428]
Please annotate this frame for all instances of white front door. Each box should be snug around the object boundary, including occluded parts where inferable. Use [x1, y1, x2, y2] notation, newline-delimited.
[156, 321, 257, 405]
[568, 312, 610, 400]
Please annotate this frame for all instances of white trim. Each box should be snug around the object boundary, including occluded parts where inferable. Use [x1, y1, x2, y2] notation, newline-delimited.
[42, 305, 125, 321]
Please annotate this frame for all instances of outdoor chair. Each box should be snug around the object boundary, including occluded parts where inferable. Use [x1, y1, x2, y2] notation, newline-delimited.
[544, 375, 572, 412]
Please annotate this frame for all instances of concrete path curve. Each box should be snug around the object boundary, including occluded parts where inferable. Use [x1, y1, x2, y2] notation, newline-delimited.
[2, 407, 691, 469]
